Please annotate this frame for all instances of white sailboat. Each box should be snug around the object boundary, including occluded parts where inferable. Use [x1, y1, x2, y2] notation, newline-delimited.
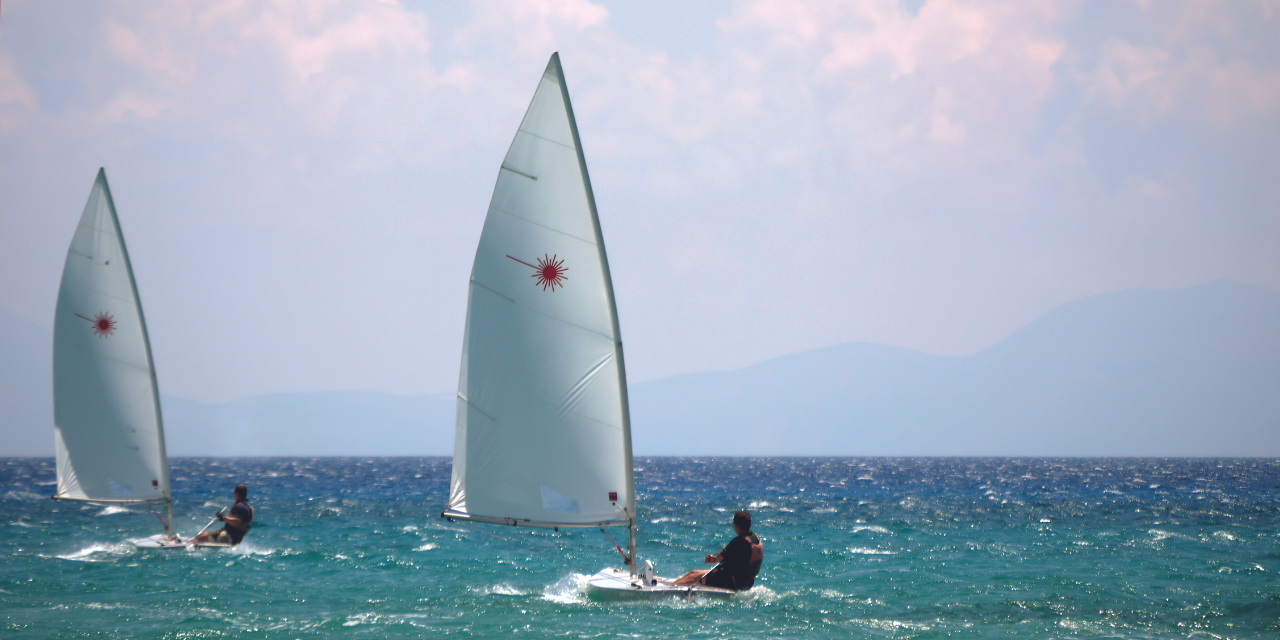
[53, 168, 184, 548]
[443, 53, 732, 597]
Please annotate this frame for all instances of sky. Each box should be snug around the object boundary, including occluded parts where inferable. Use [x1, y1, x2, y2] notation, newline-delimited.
[1, 0, 1278, 404]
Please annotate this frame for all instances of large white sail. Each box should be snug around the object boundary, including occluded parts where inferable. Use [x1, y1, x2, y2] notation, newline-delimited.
[53, 168, 170, 508]
[446, 53, 635, 529]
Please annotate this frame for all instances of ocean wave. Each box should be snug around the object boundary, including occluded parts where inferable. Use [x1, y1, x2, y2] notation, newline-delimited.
[5, 489, 49, 502]
[736, 586, 781, 604]
[850, 524, 890, 535]
[343, 612, 392, 627]
[847, 547, 896, 555]
[1146, 529, 1191, 543]
[482, 583, 527, 596]
[96, 506, 132, 516]
[229, 541, 274, 556]
[542, 573, 590, 604]
[416, 543, 438, 551]
[54, 542, 131, 562]
[843, 617, 933, 633]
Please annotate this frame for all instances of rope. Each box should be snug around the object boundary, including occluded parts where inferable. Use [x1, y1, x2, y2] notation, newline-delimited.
[147, 503, 169, 532]
[598, 525, 632, 565]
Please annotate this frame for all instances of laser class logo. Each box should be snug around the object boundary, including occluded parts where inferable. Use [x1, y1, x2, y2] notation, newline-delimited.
[508, 254, 568, 291]
[76, 312, 117, 338]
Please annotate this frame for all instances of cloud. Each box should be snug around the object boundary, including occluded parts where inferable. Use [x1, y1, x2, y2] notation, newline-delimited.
[1, 0, 1277, 402]
[0, 55, 38, 132]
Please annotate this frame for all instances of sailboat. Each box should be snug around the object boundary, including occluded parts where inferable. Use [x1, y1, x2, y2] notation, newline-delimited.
[53, 168, 188, 548]
[442, 53, 732, 597]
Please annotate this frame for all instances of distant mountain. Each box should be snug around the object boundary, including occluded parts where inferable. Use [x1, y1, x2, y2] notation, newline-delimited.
[630, 279, 1280, 456]
[4, 280, 1278, 456]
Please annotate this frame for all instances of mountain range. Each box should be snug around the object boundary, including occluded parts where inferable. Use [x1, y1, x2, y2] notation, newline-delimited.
[3, 279, 1277, 456]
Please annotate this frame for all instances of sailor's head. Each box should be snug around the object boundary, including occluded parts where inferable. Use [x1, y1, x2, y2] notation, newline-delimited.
[733, 510, 751, 534]
[235, 484, 248, 501]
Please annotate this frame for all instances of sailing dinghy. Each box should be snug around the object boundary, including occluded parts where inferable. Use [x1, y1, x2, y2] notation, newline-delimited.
[442, 54, 732, 598]
[52, 169, 201, 549]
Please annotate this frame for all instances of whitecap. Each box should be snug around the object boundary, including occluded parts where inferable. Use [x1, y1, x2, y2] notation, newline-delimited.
[485, 583, 526, 596]
[736, 586, 780, 603]
[850, 525, 890, 535]
[747, 501, 770, 509]
[229, 542, 273, 556]
[847, 547, 896, 555]
[84, 602, 129, 610]
[845, 617, 932, 633]
[96, 506, 132, 516]
[343, 613, 381, 627]
[1147, 529, 1183, 542]
[5, 490, 47, 501]
[55, 542, 130, 562]
[541, 573, 590, 604]
[401, 525, 419, 532]
[415, 543, 438, 551]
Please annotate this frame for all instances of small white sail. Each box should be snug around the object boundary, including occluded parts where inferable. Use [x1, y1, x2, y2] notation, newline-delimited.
[445, 53, 636, 529]
[53, 169, 170, 510]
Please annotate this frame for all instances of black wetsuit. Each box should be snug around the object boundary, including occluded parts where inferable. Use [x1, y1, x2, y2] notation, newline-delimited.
[222, 499, 254, 544]
[704, 532, 764, 590]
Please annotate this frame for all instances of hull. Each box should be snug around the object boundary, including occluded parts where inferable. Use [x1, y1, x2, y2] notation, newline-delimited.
[130, 534, 234, 550]
[586, 568, 735, 599]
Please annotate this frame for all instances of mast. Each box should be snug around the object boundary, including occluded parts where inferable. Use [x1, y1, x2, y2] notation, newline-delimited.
[552, 52, 639, 579]
[101, 168, 174, 537]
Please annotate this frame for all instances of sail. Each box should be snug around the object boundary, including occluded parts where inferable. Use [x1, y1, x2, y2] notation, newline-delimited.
[53, 169, 170, 505]
[446, 53, 635, 527]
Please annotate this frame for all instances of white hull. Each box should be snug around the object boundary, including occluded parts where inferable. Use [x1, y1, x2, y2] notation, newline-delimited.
[586, 568, 735, 599]
[130, 534, 233, 550]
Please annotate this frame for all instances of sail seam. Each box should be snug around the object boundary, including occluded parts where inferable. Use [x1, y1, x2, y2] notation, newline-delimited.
[514, 129, 575, 152]
[470, 278, 515, 303]
[456, 392, 499, 424]
[500, 164, 538, 181]
[489, 205, 598, 247]
[557, 355, 624, 432]
[61, 281, 137, 305]
[470, 279, 615, 342]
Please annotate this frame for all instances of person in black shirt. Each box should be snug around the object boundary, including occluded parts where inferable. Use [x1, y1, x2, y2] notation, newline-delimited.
[194, 484, 254, 545]
[674, 510, 764, 590]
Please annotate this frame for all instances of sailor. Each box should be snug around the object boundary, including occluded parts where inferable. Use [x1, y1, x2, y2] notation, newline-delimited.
[675, 510, 764, 590]
[194, 484, 254, 545]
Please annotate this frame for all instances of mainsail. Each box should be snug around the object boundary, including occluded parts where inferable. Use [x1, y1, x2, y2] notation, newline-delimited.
[53, 168, 171, 523]
[445, 53, 636, 539]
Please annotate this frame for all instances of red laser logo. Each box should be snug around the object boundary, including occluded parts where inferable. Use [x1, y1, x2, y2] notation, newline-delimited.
[508, 254, 568, 291]
[76, 312, 117, 337]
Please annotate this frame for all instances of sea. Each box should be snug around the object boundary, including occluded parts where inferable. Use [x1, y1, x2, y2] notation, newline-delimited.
[3, 457, 1279, 639]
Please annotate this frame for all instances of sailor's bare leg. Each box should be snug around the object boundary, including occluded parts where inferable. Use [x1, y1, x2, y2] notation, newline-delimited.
[673, 569, 709, 586]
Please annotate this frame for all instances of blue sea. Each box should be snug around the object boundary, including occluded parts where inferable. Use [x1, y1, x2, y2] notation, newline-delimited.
[3, 457, 1279, 638]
